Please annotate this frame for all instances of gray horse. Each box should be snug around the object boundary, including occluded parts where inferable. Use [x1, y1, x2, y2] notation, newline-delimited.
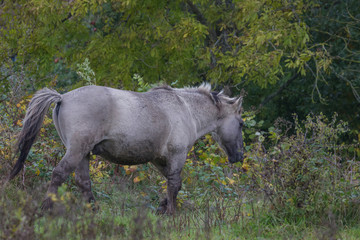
[9, 84, 244, 214]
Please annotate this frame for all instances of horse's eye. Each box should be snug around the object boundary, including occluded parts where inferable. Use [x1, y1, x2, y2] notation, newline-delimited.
[239, 122, 244, 127]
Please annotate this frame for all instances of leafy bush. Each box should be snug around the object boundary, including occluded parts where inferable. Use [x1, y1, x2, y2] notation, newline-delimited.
[1, 72, 359, 238]
[0, 92, 65, 185]
[247, 113, 360, 223]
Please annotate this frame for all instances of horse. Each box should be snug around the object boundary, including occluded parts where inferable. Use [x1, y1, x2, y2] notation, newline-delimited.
[9, 83, 244, 214]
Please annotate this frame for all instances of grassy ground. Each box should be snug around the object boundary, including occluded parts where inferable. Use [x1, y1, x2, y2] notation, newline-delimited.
[1, 105, 359, 239]
[1, 173, 359, 240]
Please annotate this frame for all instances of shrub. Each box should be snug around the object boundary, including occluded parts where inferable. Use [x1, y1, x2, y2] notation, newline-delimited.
[247, 113, 360, 223]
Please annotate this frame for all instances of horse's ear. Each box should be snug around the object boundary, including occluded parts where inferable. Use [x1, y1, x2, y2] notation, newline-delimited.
[235, 96, 243, 114]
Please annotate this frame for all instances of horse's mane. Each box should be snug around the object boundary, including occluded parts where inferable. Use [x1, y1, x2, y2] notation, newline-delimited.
[150, 85, 174, 91]
[150, 83, 236, 105]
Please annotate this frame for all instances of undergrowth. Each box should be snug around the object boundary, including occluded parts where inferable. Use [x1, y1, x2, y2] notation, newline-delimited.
[1, 87, 360, 239]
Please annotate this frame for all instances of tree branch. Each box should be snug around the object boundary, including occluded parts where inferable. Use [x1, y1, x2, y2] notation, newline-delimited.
[332, 68, 360, 103]
[184, 0, 206, 25]
[184, 0, 217, 43]
[259, 73, 299, 108]
[61, 13, 72, 23]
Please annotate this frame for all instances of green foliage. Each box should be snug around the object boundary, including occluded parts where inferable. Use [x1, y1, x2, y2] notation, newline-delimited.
[252, 0, 360, 130]
[0, 92, 65, 183]
[2, 82, 358, 237]
[76, 58, 96, 86]
[247, 113, 360, 223]
[207, 0, 316, 87]
[1, 0, 360, 238]
[2, 0, 358, 132]
[0, 0, 324, 90]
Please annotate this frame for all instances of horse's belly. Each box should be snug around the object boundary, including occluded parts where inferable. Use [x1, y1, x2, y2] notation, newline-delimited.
[92, 139, 158, 165]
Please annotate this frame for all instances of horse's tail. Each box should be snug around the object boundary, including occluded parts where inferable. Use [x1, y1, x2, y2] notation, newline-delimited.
[9, 88, 62, 180]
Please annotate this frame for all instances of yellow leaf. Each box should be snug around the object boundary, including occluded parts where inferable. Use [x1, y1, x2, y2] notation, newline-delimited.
[226, 177, 235, 185]
[242, 163, 249, 172]
[44, 117, 52, 125]
[16, 119, 23, 127]
[48, 193, 58, 202]
[221, 180, 227, 185]
[16, 103, 20, 108]
[183, 32, 188, 38]
[133, 176, 141, 183]
[35, 168, 40, 176]
[123, 166, 132, 175]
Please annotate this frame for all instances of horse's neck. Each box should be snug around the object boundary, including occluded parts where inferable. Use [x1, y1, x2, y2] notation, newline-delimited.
[179, 92, 220, 138]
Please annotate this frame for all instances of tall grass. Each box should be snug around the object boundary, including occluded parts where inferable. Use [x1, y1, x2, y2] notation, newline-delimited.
[1, 89, 359, 239]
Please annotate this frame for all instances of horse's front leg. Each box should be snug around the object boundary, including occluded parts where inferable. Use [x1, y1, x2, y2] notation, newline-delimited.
[155, 153, 187, 215]
[156, 170, 182, 215]
[165, 171, 182, 215]
[153, 152, 186, 215]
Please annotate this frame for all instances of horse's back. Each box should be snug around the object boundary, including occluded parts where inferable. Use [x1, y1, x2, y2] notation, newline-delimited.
[56, 86, 184, 151]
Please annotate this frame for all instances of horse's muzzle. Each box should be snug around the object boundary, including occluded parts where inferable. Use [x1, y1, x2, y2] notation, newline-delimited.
[229, 152, 244, 164]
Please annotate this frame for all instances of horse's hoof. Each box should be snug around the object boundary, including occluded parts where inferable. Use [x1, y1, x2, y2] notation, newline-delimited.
[41, 197, 54, 211]
[156, 198, 168, 215]
[88, 201, 99, 212]
[156, 206, 166, 215]
[156, 206, 175, 215]
[165, 208, 175, 215]
[156, 207, 175, 215]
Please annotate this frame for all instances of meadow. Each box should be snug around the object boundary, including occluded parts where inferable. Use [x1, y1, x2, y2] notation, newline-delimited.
[1, 96, 359, 239]
[1, 1, 360, 239]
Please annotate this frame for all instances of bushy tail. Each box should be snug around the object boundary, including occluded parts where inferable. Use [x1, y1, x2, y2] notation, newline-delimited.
[9, 88, 62, 180]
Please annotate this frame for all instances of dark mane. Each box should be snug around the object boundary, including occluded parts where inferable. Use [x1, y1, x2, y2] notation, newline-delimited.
[150, 83, 236, 106]
[210, 91, 221, 104]
[150, 85, 174, 91]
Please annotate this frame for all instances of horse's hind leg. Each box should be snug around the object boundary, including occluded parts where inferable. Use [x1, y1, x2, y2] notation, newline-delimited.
[41, 148, 90, 210]
[75, 154, 95, 203]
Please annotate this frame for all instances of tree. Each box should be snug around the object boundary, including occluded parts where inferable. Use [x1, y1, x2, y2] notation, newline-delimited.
[1, 0, 358, 127]
[255, 0, 360, 128]
[1, 0, 317, 88]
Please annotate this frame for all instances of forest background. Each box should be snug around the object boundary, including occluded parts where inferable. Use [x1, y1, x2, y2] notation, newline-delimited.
[0, 0, 360, 239]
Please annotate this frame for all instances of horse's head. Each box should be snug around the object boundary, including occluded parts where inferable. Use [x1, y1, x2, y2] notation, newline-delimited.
[212, 96, 244, 164]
